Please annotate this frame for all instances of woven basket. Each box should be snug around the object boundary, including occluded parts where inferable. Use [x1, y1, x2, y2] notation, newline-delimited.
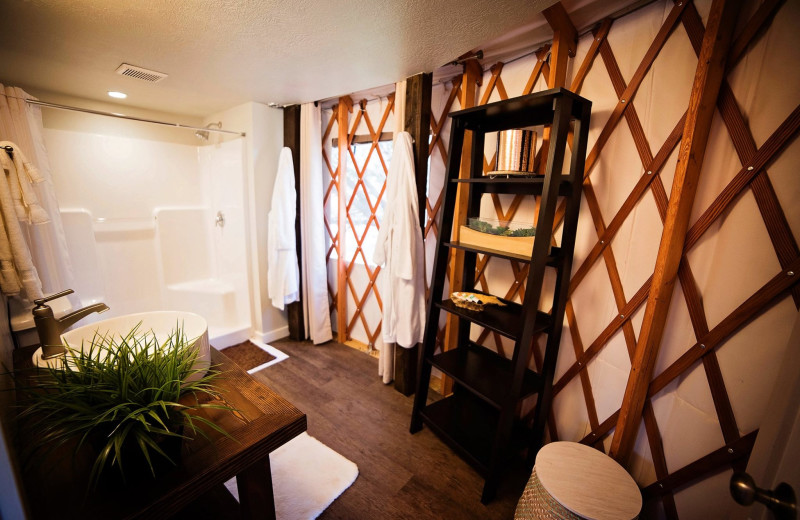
[514, 469, 585, 520]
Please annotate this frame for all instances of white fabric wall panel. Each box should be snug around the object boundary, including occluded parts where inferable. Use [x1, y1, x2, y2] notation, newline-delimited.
[425, 0, 800, 516]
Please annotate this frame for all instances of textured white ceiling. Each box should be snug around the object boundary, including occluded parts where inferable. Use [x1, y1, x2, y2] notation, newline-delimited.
[0, 0, 559, 117]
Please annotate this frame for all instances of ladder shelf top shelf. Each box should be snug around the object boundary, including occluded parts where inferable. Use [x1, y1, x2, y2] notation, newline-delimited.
[448, 87, 591, 132]
[451, 176, 573, 196]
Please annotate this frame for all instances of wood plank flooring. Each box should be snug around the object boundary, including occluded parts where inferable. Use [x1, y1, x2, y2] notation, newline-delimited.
[253, 338, 526, 519]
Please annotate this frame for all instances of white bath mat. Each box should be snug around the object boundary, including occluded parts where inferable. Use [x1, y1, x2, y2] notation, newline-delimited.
[224, 432, 358, 520]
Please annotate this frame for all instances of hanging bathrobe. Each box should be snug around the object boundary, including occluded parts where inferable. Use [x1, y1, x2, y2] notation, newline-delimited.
[373, 131, 426, 384]
[267, 147, 300, 310]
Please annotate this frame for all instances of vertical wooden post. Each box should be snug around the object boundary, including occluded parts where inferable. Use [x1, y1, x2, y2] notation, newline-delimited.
[543, 2, 577, 89]
[442, 58, 482, 396]
[609, 0, 740, 464]
[336, 97, 353, 343]
[406, 73, 433, 229]
[394, 72, 432, 396]
[283, 104, 305, 341]
[540, 1, 577, 170]
[237, 456, 277, 520]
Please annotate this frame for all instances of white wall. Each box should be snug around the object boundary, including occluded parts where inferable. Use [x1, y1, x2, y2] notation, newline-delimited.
[40, 107, 255, 342]
[30, 88, 204, 146]
[426, 0, 800, 517]
[43, 128, 202, 316]
[203, 102, 288, 343]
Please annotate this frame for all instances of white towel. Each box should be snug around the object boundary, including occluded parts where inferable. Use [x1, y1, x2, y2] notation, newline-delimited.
[0, 143, 45, 299]
[0, 209, 21, 295]
[0, 141, 49, 224]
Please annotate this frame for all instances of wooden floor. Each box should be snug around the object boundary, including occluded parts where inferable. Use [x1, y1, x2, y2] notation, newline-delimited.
[247, 338, 527, 520]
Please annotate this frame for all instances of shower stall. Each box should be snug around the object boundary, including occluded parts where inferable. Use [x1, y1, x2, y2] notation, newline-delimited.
[48, 126, 252, 347]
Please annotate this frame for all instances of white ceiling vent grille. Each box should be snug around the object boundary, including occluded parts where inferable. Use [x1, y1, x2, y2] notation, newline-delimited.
[114, 63, 168, 83]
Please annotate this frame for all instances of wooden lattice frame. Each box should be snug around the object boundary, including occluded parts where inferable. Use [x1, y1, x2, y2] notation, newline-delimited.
[322, 95, 396, 345]
[427, 0, 799, 516]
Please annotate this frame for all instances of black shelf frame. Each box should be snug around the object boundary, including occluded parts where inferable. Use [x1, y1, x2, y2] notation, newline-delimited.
[410, 87, 592, 503]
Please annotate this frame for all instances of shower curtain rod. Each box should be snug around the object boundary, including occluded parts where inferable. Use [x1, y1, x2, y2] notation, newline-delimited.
[23, 99, 247, 137]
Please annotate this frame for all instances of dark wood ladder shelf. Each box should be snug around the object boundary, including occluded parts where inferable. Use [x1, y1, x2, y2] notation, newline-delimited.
[410, 87, 592, 503]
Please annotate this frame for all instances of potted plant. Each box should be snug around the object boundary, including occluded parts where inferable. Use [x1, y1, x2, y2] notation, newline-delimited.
[14, 322, 232, 489]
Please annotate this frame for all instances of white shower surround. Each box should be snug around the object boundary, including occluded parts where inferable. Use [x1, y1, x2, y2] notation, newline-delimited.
[46, 128, 253, 347]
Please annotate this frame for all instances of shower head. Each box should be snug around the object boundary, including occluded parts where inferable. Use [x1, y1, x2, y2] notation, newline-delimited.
[195, 121, 222, 141]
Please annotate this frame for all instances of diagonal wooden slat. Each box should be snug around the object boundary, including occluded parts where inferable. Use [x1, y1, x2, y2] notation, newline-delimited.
[522, 45, 551, 95]
[642, 430, 758, 501]
[582, 0, 688, 179]
[564, 301, 600, 431]
[570, 20, 612, 93]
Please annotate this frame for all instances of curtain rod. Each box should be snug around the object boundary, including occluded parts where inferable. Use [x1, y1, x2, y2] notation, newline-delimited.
[24, 99, 246, 137]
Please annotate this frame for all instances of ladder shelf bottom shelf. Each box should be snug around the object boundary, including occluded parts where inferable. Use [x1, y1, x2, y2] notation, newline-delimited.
[418, 391, 531, 476]
[428, 343, 542, 409]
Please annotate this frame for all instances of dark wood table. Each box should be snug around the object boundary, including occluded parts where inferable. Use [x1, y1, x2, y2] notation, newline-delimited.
[18, 347, 306, 519]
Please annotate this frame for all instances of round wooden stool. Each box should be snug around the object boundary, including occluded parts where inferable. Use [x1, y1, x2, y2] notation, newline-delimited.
[515, 441, 642, 520]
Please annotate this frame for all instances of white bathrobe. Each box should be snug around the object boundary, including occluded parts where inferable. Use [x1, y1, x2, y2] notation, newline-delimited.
[267, 148, 300, 310]
[373, 131, 426, 383]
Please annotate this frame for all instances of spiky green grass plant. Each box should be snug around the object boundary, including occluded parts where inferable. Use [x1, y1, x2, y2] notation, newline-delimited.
[16, 322, 233, 489]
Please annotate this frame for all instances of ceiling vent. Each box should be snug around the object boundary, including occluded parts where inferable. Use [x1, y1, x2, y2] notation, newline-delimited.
[114, 63, 168, 83]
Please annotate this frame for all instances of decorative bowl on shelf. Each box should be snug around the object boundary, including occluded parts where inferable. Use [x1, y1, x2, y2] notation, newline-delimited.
[459, 217, 536, 257]
[451, 292, 506, 312]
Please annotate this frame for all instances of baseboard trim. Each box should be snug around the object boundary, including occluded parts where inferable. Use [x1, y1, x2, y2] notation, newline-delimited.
[254, 326, 290, 344]
[209, 326, 252, 349]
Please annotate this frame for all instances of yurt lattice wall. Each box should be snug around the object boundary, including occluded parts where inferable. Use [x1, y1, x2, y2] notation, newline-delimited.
[322, 95, 396, 350]
[425, 0, 799, 517]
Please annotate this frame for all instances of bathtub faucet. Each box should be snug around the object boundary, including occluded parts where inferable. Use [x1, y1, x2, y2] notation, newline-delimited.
[32, 289, 110, 359]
